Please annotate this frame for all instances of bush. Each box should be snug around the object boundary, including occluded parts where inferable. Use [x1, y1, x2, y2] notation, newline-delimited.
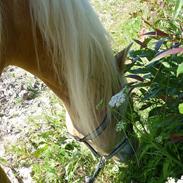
[116, 1, 183, 182]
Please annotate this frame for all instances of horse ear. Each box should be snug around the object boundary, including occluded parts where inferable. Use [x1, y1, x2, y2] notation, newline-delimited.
[115, 43, 133, 73]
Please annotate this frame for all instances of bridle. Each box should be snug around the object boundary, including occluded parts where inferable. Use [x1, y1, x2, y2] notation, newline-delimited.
[68, 43, 137, 183]
[70, 114, 130, 183]
[70, 43, 139, 182]
[69, 86, 134, 183]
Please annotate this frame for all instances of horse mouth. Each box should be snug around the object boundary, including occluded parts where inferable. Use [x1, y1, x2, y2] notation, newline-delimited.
[114, 136, 139, 162]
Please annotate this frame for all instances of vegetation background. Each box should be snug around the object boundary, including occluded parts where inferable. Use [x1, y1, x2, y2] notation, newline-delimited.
[0, 0, 182, 183]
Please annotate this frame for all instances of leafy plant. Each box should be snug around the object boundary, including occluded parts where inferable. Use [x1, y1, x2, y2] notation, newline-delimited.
[116, 3, 183, 182]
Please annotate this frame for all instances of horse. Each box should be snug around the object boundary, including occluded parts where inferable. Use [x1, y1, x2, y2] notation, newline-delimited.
[0, 0, 138, 182]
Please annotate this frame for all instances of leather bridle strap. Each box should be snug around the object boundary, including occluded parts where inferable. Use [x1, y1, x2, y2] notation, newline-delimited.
[68, 86, 132, 182]
[105, 137, 128, 159]
[79, 114, 108, 142]
[69, 114, 109, 158]
[69, 118, 131, 183]
[70, 121, 129, 183]
[70, 113, 108, 143]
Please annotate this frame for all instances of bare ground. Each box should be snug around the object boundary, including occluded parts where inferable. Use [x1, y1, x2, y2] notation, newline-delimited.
[0, 66, 63, 182]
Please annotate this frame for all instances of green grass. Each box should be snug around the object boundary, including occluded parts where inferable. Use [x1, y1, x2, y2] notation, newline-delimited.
[92, 0, 146, 51]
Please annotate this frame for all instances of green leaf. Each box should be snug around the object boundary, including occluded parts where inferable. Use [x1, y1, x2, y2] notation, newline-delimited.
[0, 157, 8, 165]
[96, 99, 105, 110]
[33, 144, 49, 158]
[178, 103, 183, 114]
[162, 62, 171, 68]
[177, 63, 183, 76]
[163, 160, 170, 178]
[174, 0, 183, 19]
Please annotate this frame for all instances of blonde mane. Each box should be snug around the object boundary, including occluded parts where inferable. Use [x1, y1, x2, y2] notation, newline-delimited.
[0, 11, 1, 46]
[29, 0, 122, 135]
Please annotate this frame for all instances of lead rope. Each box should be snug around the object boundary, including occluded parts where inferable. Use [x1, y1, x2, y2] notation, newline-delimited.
[69, 132, 129, 183]
[85, 156, 106, 183]
[84, 138, 128, 183]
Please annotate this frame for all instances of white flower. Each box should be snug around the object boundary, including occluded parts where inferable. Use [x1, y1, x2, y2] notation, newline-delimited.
[166, 176, 183, 183]
[108, 89, 127, 108]
[166, 177, 176, 183]
[177, 176, 183, 183]
[177, 180, 183, 183]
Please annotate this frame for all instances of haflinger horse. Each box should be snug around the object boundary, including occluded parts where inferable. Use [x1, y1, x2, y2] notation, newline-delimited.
[0, 0, 138, 182]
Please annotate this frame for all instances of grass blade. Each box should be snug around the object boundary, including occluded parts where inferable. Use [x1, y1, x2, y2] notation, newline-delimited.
[174, 0, 183, 19]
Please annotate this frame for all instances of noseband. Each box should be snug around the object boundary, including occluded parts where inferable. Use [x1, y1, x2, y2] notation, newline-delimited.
[71, 114, 129, 183]
[69, 87, 133, 183]
[71, 113, 128, 157]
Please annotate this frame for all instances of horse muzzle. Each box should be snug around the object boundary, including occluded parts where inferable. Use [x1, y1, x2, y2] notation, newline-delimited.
[114, 135, 139, 162]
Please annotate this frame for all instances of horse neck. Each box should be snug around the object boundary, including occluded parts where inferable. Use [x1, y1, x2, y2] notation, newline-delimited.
[28, 0, 123, 136]
[0, 0, 124, 154]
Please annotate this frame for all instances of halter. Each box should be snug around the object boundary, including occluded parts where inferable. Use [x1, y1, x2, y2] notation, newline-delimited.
[70, 116, 130, 183]
[69, 86, 134, 183]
